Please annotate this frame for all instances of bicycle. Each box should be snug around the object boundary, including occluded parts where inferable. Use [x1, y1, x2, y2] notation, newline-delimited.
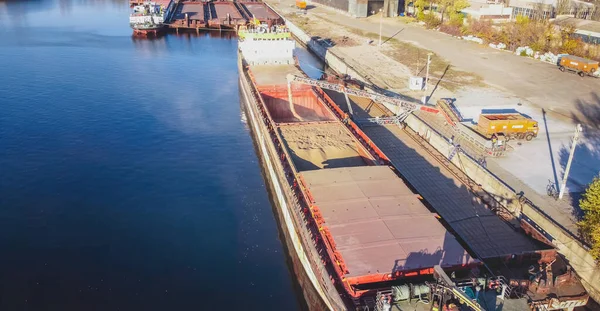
[546, 179, 559, 200]
[477, 156, 487, 168]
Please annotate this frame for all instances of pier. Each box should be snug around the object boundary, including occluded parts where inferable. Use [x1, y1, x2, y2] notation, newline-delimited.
[131, 0, 283, 31]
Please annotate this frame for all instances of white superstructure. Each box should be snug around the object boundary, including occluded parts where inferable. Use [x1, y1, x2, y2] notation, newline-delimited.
[238, 24, 295, 65]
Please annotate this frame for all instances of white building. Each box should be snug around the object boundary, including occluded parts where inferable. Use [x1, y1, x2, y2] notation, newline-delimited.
[462, 0, 596, 21]
[462, 0, 513, 20]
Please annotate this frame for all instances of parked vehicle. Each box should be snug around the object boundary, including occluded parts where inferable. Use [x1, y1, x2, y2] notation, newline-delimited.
[476, 113, 538, 141]
[295, 0, 307, 9]
[558, 55, 599, 77]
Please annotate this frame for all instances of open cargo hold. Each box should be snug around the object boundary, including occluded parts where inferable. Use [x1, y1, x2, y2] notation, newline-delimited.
[279, 124, 372, 171]
[260, 86, 336, 123]
[477, 113, 538, 140]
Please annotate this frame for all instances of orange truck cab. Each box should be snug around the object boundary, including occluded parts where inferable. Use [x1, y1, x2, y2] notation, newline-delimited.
[296, 0, 307, 9]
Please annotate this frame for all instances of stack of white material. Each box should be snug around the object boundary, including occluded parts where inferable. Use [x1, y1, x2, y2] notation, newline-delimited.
[489, 42, 507, 50]
[515, 46, 534, 57]
[538, 52, 558, 64]
[462, 35, 484, 44]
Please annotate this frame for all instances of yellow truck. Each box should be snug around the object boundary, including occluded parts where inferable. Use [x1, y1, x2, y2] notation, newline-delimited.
[295, 0, 307, 9]
[558, 55, 599, 77]
[476, 113, 539, 141]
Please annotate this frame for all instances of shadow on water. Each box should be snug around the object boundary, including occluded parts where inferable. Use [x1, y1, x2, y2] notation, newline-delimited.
[130, 29, 236, 54]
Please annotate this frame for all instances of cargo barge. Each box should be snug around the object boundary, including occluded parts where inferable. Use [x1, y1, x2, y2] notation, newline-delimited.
[236, 24, 483, 310]
[130, 0, 282, 35]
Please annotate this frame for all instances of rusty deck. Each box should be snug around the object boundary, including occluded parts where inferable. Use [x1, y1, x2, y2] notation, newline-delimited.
[300, 166, 477, 286]
[171, 2, 208, 29]
[208, 2, 246, 27]
[166, 0, 283, 30]
[130, 0, 170, 6]
[239, 1, 280, 21]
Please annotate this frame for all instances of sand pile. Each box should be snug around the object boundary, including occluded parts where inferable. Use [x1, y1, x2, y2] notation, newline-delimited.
[279, 124, 367, 171]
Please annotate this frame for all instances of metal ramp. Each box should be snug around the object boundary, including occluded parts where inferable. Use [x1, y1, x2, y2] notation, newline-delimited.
[163, 0, 178, 23]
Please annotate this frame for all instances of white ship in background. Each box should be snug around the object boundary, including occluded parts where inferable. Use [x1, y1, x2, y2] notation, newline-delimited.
[129, 2, 165, 36]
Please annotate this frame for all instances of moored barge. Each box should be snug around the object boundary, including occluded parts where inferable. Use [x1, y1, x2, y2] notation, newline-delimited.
[237, 23, 482, 310]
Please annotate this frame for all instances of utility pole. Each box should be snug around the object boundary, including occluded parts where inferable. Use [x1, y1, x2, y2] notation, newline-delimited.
[559, 124, 583, 200]
[424, 53, 433, 91]
[379, 8, 383, 47]
[424, 53, 433, 103]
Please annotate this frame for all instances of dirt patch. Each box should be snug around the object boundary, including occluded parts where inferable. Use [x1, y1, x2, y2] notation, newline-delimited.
[382, 40, 485, 92]
[312, 15, 485, 93]
[334, 36, 358, 47]
[285, 13, 359, 47]
[279, 124, 366, 171]
[337, 45, 411, 90]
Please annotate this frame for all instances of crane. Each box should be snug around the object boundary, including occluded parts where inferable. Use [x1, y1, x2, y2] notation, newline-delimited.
[286, 74, 440, 125]
[431, 265, 485, 311]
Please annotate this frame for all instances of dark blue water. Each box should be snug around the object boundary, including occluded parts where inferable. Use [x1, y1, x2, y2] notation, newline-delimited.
[0, 1, 308, 310]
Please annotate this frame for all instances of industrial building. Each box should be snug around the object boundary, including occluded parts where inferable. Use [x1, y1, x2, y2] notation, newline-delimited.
[555, 15, 600, 44]
[310, 0, 405, 17]
[461, 0, 596, 21]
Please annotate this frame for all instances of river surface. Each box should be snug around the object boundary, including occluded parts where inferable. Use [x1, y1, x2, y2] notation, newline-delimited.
[0, 0, 322, 309]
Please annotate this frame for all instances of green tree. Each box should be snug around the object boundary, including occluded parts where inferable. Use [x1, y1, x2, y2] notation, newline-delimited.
[579, 175, 600, 260]
[414, 0, 429, 19]
[438, 0, 468, 24]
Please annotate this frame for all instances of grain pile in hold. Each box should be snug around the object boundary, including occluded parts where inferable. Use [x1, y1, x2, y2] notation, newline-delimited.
[279, 124, 366, 171]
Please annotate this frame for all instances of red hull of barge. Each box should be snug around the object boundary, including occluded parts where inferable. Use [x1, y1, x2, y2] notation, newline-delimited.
[132, 28, 164, 37]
